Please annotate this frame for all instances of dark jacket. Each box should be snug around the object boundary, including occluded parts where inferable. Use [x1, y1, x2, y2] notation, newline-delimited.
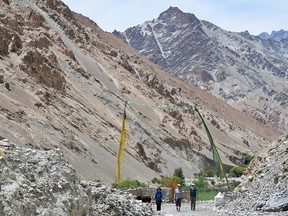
[190, 187, 197, 197]
[154, 191, 163, 201]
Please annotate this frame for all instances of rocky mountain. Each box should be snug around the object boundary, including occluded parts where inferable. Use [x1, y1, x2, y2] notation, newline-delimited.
[114, 7, 288, 134]
[259, 29, 288, 41]
[0, 0, 279, 186]
[0, 139, 154, 216]
[217, 134, 288, 215]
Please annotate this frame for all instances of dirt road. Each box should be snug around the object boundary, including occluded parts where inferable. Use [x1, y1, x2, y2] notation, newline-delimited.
[157, 201, 219, 216]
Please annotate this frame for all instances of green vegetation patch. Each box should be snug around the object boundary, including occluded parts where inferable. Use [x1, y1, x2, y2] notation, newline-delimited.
[118, 178, 147, 189]
[197, 191, 218, 201]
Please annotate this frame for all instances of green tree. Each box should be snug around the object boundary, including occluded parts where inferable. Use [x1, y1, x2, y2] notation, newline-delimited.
[173, 167, 185, 185]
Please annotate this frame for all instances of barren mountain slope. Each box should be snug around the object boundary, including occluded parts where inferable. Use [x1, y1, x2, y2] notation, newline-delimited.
[0, 0, 279, 185]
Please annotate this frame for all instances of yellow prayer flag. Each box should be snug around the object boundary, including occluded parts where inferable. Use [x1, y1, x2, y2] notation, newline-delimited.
[115, 103, 127, 185]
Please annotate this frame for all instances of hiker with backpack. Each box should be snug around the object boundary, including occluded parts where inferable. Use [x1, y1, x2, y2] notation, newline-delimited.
[154, 187, 163, 212]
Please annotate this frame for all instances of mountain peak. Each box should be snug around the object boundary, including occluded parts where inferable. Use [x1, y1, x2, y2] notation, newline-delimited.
[165, 6, 183, 14]
[158, 6, 200, 26]
[158, 6, 184, 19]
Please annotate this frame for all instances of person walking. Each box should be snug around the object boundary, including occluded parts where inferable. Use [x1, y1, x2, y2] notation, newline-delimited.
[154, 187, 163, 213]
[190, 183, 198, 210]
[174, 184, 182, 212]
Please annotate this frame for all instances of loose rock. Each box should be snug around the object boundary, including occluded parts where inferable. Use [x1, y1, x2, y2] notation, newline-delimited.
[0, 139, 154, 216]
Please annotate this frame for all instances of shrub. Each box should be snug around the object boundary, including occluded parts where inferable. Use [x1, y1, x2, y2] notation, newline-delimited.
[151, 177, 161, 184]
[205, 169, 216, 177]
[230, 180, 241, 189]
[243, 155, 254, 166]
[119, 179, 146, 189]
[194, 169, 216, 178]
[229, 166, 245, 177]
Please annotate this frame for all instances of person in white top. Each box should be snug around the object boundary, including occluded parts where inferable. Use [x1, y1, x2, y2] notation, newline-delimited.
[174, 184, 182, 212]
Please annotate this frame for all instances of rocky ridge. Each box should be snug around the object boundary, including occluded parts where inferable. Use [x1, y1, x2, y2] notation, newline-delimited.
[0, 139, 154, 216]
[115, 7, 288, 134]
[259, 29, 288, 41]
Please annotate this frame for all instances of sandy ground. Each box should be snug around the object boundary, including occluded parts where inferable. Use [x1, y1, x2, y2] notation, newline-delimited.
[152, 201, 219, 216]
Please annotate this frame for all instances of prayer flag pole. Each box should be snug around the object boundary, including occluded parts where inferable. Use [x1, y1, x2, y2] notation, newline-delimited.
[195, 107, 229, 186]
[115, 102, 127, 185]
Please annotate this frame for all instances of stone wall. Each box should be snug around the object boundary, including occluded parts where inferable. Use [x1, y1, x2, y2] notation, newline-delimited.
[126, 187, 174, 202]
[126, 187, 193, 202]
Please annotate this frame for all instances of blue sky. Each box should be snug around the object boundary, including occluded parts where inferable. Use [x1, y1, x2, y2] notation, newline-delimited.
[62, 0, 288, 35]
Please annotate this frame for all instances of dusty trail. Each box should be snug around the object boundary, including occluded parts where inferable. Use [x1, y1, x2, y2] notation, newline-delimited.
[152, 201, 220, 216]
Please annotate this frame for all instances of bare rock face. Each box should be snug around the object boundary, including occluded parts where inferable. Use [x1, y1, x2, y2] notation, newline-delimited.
[217, 134, 288, 215]
[20, 50, 66, 90]
[0, 27, 22, 55]
[0, 139, 154, 216]
[0, 75, 4, 84]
